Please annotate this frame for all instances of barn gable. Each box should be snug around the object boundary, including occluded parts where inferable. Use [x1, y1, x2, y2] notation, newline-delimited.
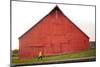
[19, 6, 89, 39]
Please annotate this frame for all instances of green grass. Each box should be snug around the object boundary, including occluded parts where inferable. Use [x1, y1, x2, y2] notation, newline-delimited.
[12, 48, 96, 64]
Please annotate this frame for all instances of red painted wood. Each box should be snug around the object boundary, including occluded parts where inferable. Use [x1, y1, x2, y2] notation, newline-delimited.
[19, 6, 90, 59]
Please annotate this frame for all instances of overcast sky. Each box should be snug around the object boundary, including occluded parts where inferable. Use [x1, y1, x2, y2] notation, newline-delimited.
[12, 1, 95, 50]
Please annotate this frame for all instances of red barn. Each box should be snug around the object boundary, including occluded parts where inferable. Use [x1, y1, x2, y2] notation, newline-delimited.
[19, 6, 90, 59]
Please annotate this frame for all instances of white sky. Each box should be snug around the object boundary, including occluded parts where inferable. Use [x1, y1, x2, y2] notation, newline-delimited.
[12, 1, 95, 50]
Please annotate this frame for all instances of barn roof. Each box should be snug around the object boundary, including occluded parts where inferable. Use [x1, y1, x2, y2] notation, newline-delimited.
[19, 5, 89, 39]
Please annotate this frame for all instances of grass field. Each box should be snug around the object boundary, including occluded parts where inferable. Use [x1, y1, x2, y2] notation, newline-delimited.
[12, 48, 96, 64]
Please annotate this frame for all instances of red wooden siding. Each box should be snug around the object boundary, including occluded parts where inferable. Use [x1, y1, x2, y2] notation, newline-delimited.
[19, 6, 90, 59]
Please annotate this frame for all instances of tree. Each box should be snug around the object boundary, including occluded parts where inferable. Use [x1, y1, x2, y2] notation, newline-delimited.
[12, 49, 19, 57]
[13, 49, 18, 54]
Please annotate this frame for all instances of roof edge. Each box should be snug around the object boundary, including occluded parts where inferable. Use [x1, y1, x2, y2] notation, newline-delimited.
[19, 5, 59, 39]
[19, 5, 89, 39]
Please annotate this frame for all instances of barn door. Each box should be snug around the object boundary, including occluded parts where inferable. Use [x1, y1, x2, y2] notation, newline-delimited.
[60, 41, 70, 53]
